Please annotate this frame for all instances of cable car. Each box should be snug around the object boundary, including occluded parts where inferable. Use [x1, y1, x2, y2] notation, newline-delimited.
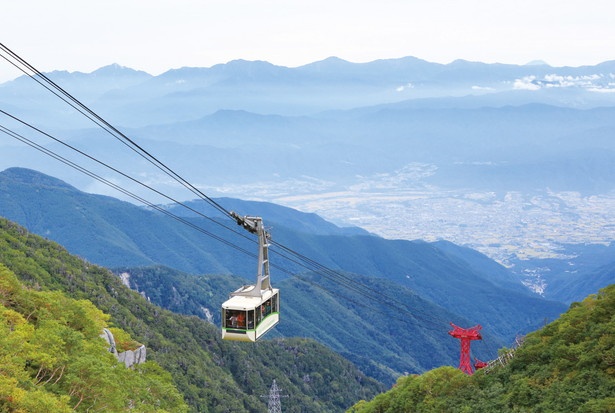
[222, 213, 279, 341]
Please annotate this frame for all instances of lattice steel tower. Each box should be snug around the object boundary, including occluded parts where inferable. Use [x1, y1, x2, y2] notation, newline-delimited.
[448, 322, 483, 375]
[267, 379, 283, 413]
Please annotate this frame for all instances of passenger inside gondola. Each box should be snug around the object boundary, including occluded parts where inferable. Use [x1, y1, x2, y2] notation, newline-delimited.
[230, 313, 238, 327]
[262, 300, 271, 317]
[226, 310, 246, 329]
[237, 311, 245, 328]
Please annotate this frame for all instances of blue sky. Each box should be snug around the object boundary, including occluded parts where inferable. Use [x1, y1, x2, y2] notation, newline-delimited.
[1, 0, 614, 82]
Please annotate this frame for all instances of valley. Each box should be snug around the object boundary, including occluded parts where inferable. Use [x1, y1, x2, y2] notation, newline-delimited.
[4, 58, 614, 291]
[192, 162, 615, 280]
[277, 184, 615, 265]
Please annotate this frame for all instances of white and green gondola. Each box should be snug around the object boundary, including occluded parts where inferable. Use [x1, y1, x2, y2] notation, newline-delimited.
[221, 213, 279, 342]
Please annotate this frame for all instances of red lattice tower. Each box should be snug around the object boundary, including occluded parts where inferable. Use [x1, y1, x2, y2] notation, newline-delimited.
[448, 323, 483, 375]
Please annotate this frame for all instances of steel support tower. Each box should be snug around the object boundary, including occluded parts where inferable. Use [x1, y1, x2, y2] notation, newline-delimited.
[267, 379, 283, 413]
[448, 322, 483, 375]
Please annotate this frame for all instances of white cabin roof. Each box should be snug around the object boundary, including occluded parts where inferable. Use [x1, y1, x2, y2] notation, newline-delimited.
[222, 287, 279, 310]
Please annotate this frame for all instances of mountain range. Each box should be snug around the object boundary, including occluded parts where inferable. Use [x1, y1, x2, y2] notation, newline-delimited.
[1, 53, 614, 411]
[1, 57, 615, 278]
[0, 167, 575, 385]
[3, 57, 615, 125]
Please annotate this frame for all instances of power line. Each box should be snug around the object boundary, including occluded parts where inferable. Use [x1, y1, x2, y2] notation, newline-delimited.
[0, 109, 438, 325]
[0, 108, 253, 243]
[0, 122, 258, 260]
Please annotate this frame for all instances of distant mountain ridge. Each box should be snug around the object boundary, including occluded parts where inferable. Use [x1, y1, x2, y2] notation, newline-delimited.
[2, 56, 614, 128]
[1, 53, 614, 309]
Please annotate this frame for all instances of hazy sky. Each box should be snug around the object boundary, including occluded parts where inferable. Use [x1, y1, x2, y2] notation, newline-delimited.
[1, 0, 614, 82]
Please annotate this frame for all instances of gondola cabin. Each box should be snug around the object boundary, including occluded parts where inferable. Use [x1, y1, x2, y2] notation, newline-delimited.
[222, 287, 279, 342]
[222, 213, 279, 341]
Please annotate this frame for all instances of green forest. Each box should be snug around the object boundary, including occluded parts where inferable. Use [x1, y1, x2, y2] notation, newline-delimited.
[348, 284, 615, 412]
[0, 217, 383, 412]
[0, 263, 187, 412]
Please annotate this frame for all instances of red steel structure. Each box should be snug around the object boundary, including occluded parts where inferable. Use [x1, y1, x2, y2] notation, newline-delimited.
[474, 358, 489, 371]
[448, 323, 483, 375]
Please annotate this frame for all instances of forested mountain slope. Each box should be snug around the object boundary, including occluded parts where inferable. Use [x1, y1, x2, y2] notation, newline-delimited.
[0, 263, 187, 412]
[115, 264, 501, 385]
[349, 284, 615, 412]
[0, 217, 384, 412]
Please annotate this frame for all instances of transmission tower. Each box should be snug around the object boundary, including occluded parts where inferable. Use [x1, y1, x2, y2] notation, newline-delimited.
[448, 322, 483, 375]
[265, 379, 287, 413]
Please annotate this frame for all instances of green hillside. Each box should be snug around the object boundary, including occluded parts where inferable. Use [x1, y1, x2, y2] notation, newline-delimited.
[0, 264, 187, 412]
[0, 217, 384, 412]
[348, 284, 615, 412]
[116, 265, 502, 385]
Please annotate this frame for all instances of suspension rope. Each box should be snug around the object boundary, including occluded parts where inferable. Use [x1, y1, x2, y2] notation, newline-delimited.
[0, 45, 451, 328]
[1, 113, 445, 325]
[0, 42, 234, 220]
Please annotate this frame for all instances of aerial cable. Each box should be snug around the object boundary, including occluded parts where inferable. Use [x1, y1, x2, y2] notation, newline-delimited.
[267, 244, 394, 306]
[0, 45, 449, 328]
[1, 111, 434, 324]
[266, 244, 446, 326]
[0, 43, 233, 220]
[0, 109, 422, 318]
[1, 45, 415, 316]
[0, 109, 255, 244]
[0, 111, 445, 327]
[288, 275, 414, 324]
[269, 239, 419, 315]
[0, 122, 258, 260]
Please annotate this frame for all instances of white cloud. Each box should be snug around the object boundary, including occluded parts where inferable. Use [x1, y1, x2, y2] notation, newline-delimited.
[396, 83, 414, 92]
[588, 87, 615, 93]
[513, 76, 541, 90]
[513, 73, 615, 91]
[471, 85, 495, 91]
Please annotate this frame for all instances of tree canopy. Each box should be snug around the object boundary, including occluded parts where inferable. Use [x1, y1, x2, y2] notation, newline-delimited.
[0, 263, 188, 412]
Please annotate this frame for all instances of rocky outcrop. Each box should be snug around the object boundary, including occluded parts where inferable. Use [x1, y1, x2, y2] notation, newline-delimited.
[100, 328, 146, 368]
[117, 345, 147, 367]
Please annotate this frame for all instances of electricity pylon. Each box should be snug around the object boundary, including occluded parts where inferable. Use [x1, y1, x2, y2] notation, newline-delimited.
[263, 379, 288, 413]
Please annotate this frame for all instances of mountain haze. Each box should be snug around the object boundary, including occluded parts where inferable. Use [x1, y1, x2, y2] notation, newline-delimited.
[2, 56, 615, 279]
